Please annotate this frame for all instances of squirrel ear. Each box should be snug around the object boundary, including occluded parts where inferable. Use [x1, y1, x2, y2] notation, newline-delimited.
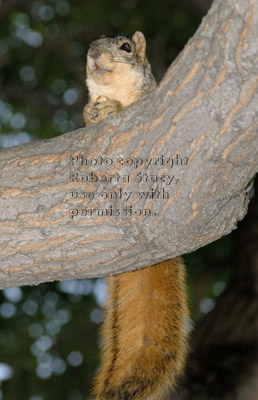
[132, 31, 146, 65]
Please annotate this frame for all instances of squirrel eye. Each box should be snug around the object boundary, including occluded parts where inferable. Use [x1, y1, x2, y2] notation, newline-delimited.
[119, 42, 131, 53]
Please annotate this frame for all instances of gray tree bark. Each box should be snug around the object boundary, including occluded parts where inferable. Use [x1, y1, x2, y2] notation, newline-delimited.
[0, 0, 258, 289]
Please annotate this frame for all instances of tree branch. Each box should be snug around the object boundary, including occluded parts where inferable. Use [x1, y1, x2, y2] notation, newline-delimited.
[0, 0, 258, 289]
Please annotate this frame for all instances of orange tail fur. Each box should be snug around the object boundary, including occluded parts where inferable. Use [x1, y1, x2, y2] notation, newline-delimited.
[93, 258, 188, 400]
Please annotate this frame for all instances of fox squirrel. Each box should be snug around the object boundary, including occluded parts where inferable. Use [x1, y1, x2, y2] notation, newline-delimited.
[83, 31, 188, 400]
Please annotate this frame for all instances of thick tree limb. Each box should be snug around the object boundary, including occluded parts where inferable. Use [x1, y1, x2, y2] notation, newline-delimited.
[0, 0, 258, 289]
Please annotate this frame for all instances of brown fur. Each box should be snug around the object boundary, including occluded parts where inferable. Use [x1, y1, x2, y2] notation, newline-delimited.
[93, 259, 188, 400]
[83, 32, 189, 399]
[83, 31, 156, 125]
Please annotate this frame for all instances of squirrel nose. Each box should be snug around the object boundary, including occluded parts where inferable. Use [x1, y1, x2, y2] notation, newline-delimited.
[89, 46, 101, 60]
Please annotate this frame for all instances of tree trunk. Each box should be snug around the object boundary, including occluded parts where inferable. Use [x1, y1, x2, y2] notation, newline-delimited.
[0, 0, 258, 289]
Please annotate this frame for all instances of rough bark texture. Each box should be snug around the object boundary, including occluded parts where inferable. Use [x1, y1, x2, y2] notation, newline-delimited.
[170, 178, 258, 400]
[0, 0, 258, 289]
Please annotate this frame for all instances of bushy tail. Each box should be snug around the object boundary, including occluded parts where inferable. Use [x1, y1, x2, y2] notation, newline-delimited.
[93, 258, 188, 400]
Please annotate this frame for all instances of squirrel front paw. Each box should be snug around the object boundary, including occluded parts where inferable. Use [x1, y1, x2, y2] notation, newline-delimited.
[83, 96, 123, 125]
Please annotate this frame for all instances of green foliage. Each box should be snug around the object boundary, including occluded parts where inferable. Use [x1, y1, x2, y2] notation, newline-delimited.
[185, 234, 234, 322]
[0, 281, 101, 399]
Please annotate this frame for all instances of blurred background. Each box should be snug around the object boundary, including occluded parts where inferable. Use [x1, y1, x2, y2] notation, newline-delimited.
[0, 0, 243, 399]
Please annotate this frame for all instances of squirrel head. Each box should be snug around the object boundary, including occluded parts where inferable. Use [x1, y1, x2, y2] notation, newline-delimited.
[86, 31, 156, 107]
